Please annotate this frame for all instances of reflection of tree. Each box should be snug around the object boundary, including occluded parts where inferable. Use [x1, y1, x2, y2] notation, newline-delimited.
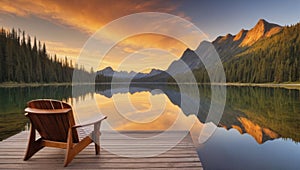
[0, 85, 92, 140]
[95, 84, 300, 144]
[225, 87, 300, 143]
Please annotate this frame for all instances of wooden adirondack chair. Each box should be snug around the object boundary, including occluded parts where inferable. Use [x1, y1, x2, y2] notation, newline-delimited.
[23, 99, 107, 167]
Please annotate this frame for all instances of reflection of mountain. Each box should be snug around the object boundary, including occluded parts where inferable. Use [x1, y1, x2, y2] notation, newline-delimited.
[95, 84, 300, 144]
[95, 84, 160, 98]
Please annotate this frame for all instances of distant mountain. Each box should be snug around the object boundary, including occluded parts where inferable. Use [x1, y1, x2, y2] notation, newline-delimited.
[96, 47, 206, 83]
[167, 48, 201, 73]
[95, 66, 165, 83]
[97, 67, 114, 77]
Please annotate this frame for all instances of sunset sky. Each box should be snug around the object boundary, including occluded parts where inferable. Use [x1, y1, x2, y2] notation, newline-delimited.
[0, 0, 299, 72]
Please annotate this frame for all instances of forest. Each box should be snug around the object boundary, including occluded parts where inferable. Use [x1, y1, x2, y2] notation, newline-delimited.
[0, 28, 90, 83]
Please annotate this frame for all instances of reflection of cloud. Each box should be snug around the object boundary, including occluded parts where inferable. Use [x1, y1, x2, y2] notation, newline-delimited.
[95, 91, 196, 131]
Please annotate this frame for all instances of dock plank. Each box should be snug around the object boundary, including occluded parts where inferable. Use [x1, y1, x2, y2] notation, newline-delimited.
[0, 131, 202, 169]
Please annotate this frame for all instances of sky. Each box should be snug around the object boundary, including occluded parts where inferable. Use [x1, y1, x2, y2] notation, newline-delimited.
[0, 0, 299, 72]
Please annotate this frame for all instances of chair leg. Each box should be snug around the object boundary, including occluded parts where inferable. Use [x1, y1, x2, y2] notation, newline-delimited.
[95, 142, 100, 155]
[94, 122, 100, 155]
[24, 125, 44, 161]
[64, 128, 74, 167]
[64, 128, 93, 167]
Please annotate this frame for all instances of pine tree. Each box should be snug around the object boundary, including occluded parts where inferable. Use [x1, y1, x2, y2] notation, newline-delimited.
[0, 28, 92, 83]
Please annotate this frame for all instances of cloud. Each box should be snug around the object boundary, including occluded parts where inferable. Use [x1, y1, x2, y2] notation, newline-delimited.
[43, 40, 81, 61]
[120, 34, 187, 56]
[97, 34, 188, 71]
[0, 0, 182, 34]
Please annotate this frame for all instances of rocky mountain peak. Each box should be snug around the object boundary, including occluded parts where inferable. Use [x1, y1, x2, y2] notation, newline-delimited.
[240, 19, 282, 46]
[211, 19, 283, 61]
[257, 18, 267, 26]
[233, 29, 248, 42]
[215, 33, 234, 43]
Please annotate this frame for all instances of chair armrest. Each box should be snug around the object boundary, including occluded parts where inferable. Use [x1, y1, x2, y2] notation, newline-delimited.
[25, 108, 71, 115]
[72, 115, 107, 129]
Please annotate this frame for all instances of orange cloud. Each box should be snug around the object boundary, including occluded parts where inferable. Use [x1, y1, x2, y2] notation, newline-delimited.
[100, 34, 187, 71]
[120, 34, 187, 55]
[43, 41, 81, 60]
[0, 0, 181, 34]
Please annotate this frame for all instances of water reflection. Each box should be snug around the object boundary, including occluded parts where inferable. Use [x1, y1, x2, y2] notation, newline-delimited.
[0, 84, 299, 145]
[95, 90, 197, 131]
[197, 128, 300, 170]
[1, 84, 299, 168]
[0, 85, 90, 140]
[71, 84, 198, 132]
[224, 86, 300, 143]
[95, 84, 300, 144]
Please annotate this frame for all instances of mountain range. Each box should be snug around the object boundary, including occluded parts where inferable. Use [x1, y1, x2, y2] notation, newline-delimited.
[96, 19, 300, 83]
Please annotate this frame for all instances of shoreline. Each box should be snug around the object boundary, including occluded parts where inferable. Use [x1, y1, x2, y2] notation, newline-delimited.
[1, 82, 299, 90]
[0, 82, 73, 88]
[222, 82, 300, 90]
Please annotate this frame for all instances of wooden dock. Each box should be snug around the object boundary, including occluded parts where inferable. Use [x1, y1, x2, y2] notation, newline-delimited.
[0, 131, 202, 169]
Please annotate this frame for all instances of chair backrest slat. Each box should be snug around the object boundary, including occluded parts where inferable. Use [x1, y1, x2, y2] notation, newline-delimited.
[26, 99, 79, 143]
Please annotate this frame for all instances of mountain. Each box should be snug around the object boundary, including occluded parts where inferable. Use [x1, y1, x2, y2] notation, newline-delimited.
[223, 21, 300, 83]
[168, 19, 299, 83]
[213, 19, 282, 61]
[165, 48, 201, 75]
[240, 19, 282, 46]
[159, 19, 284, 81]
[95, 66, 165, 83]
[97, 67, 114, 77]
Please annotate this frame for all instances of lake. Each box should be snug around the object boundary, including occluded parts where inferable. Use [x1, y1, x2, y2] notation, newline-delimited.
[0, 84, 299, 169]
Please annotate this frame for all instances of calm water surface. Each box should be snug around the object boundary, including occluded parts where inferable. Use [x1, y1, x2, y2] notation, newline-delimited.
[0, 84, 299, 169]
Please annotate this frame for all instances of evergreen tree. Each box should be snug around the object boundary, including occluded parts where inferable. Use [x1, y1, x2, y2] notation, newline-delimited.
[0, 28, 92, 83]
